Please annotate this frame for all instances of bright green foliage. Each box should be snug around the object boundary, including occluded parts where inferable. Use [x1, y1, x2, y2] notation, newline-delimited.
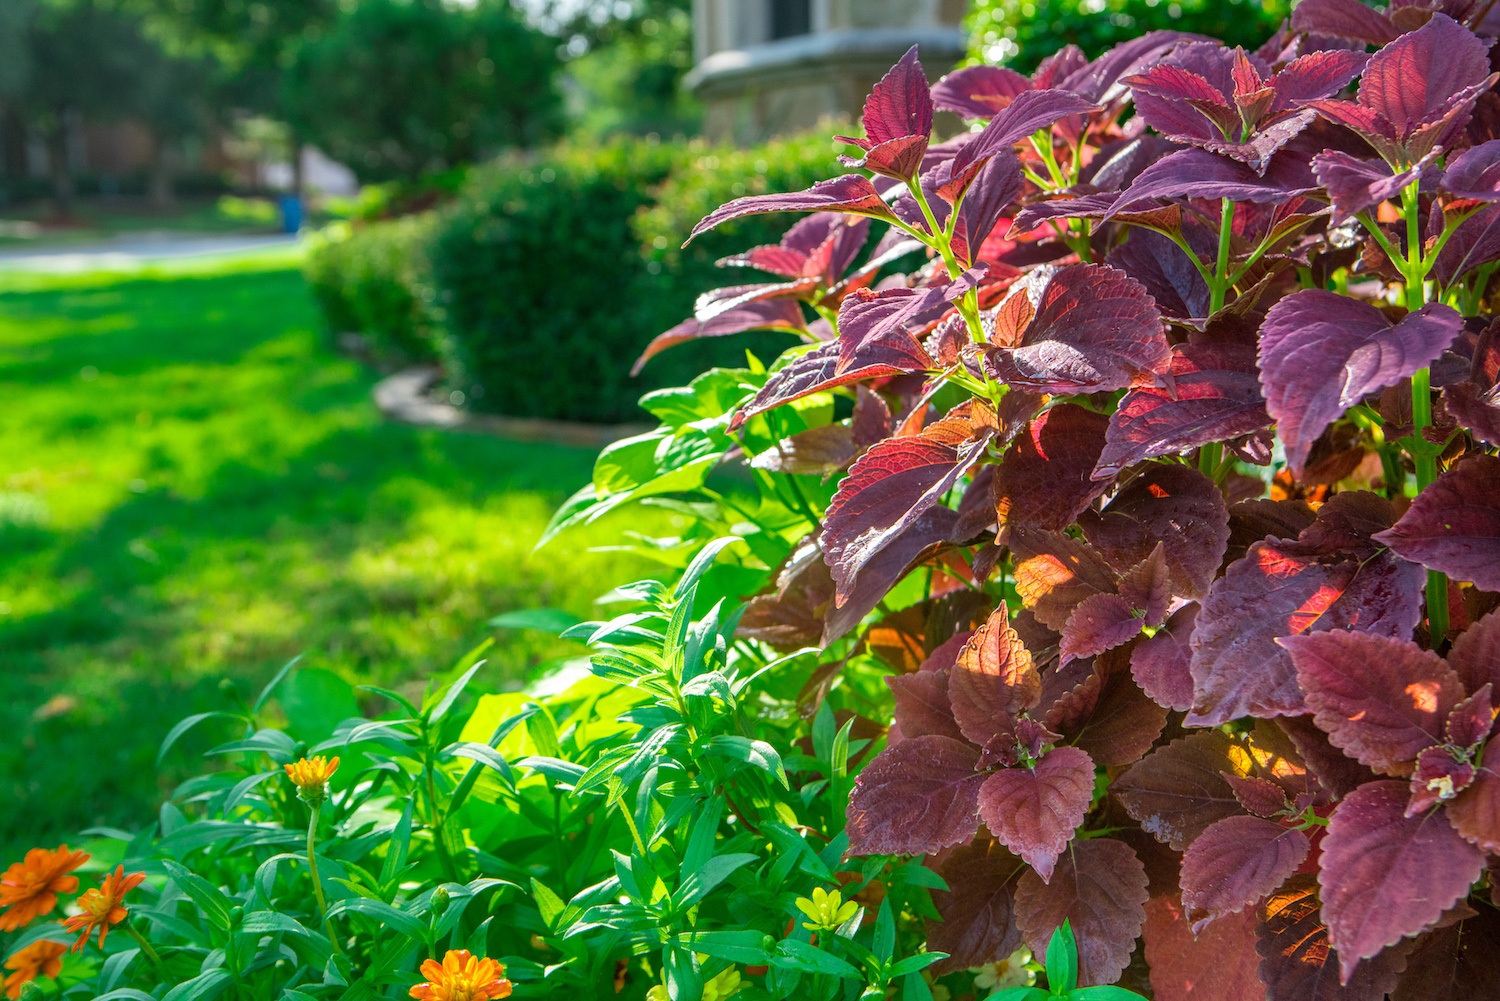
[303, 214, 442, 366]
[284, 0, 563, 184]
[425, 133, 837, 423]
[964, 0, 1290, 70]
[0, 256, 652, 860]
[989, 924, 1151, 1000]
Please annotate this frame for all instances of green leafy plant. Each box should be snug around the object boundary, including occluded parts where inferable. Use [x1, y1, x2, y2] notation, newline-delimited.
[989, 924, 1147, 1001]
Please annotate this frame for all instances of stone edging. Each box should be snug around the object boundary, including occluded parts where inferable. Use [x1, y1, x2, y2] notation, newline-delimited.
[372, 367, 651, 449]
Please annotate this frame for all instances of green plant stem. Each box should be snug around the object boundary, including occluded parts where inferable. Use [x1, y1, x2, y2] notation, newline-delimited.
[1210, 196, 1234, 313]
[306, 803, 345, 955]
[1400, 180, 1450, 644]
[123, 919, 167, 972]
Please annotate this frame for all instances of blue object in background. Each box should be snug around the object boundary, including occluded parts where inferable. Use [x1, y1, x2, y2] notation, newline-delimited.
[278, 194, 303, 233]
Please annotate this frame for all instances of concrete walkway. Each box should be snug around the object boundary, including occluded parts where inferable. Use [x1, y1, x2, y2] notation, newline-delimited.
[0, 231, 301, 271]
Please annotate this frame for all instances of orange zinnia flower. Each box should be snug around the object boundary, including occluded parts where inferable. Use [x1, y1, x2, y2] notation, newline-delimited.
[61, 865, 146, 952]
[285, 756, 340, 802]
[0, 846, 88, 931]
[3, 940, 66, 999]
[409, 949, 512, 1001]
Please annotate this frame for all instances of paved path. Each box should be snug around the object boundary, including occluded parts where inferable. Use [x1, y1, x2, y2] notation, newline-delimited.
[0, 232, 301, 271]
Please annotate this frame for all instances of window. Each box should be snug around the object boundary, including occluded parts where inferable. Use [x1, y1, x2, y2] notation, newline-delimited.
[771, 0, 812, 39]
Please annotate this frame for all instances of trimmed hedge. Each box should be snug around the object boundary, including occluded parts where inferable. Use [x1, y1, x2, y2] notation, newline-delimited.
[306, 133, 846, 422]
[428, 134, 839, 423]
[303, 213, 440, 366]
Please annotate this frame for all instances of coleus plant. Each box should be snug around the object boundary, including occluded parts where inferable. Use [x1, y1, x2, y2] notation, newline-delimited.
[637, 4, 1500, 998]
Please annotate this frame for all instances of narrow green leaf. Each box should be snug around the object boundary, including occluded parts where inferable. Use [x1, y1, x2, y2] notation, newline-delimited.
[1046, 920, 1078, 996]
[158, 712, 241, 765]
[252, 655, 302, 713]
[161, 969, 233, 1001]
[160, 860, 234, 932]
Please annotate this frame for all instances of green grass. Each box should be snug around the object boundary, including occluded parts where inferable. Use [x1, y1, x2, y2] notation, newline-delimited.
[0, 251, 653, 856]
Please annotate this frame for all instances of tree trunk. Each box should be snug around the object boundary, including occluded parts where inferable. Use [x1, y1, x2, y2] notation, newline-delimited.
[148, 134, 174, 209]
[45, 122, 73, 218]
[291, 139, 305, 198]
[0, 104, 26, 180]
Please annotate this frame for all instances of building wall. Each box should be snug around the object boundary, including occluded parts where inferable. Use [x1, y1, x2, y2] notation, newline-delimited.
[688, 0, 966, 144]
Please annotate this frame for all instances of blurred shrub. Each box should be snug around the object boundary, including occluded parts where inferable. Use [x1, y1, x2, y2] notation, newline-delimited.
[966, 0, 1290, 69]
[303, 214, 440, 366]
[427, 133, 840, 423]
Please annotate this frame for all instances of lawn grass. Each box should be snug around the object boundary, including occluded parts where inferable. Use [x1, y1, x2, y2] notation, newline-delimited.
[0, 251, 655, 857]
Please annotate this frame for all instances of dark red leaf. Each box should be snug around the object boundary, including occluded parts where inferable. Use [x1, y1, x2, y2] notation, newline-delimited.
[1258, 291, 1463, 475]
[1118, 544, 1172, 628]
[1014, 838, 1150, 988]
[1061, 594, 1142, 665]
[1444, 684, 1495, 748]
[1353, 14, 1492, 148]
[1447, 608, 1500, 694]
[730, 344, 847, 431]
[1131, 604, 1198, 712]
[950, 605, 1041, 747]
[822, 417, 993, 605]
[977, 746, 1096, 882]
[837, 273, 980, 375]
[689, 174, 898, 242]
[1441, 378, 1500, 445]
[1069, 672, 1170, 768]
[1311, 151, 1430, 225]
[1407, 746, 1477, 815]
[887, 670, 963, 742]
[1256, 875, 1411, 1001]
[1181, 816, 1311, 930]
[1106, 229, 1212, 321]
[1111, 148, 1318, 214]
[846, 735, 984, 855]
[834, 45, 933, 181]
[1440, 139, 1500, 201]
[822, 505, 961, 644]
[1446, 738, 1500, 853]
[749, 425, 856, 477]
[1189, 499, 1424, 725]
[932, 65, 1032, 119]
[1390, 903, 1500, 1001]
[1278, 714, 1380, 801]
[926, 842, 1026, 973]
[1080, 464, 1230, 601]
[1320, 780, 1485, 981]
[952, 88, 1102, 180]
[1144, 897, 1265, 1001]
[1114, 732, 1245, 851]
[634, 298, 806, 375]
[1011, 528, 1119, 631]
[1374, 454, 1500, 592]
[1290, 0, 1398, 45]
[1226, 774, 1292, 818]
[996, 404, 1112, 534]
[1096, 344, 1272, 480]
[1283, 631, 1462, 775]
[984, 265, 1172, 395]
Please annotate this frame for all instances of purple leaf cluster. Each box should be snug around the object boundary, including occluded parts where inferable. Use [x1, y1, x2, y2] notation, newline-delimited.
[658, 12, 1500, 997]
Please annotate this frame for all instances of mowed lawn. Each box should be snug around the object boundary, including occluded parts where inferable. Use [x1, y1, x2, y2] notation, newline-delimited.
[0, 253, 652, 856]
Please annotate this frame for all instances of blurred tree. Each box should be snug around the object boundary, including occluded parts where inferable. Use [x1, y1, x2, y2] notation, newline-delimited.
[0, 1, 36, 180]
[284, 0, 562, 184]
[530, 0, 699, 138]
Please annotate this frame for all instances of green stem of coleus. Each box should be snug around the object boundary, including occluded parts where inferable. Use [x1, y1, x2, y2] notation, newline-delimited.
[1400, 179, 1451, 645]
[904, 176, 990, 368]
[1196, 199, 1238, 480]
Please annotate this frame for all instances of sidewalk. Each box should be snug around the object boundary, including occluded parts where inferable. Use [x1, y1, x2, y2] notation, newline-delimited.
[0, 231, 302, 272]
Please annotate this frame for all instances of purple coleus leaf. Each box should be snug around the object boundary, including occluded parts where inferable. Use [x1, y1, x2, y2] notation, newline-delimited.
[1257, 290, 1463, 475]
[821, 413, 995, 606]
[925, 843, 1026, 973]
[1105, 230, 1212, 321]
[1303, 14, 1497, 169]
[1190, 492, 1425, 725]
[1255, 874, 1411, 1001]
[1095, 343, 1272, 479]
[719, 213, 872, 282]
[846, 734, 985, 855]
[982, 264, 1171, 395]
[950, 605, 1042, 748]
[688, 174, 899, 243]
[1181, 815, 1311, 932]
[977, 746, 1096, 882]
[836, 45, 934, 182]
[1319, 779, 1486, 983]
[1439, 139, 1500, 201]
[995, 404, 1112, 535]
[1059, 593, 1145, 666]
[932, 64, 1033, 118]
[836, 268, 983, 375]
[1011, 528, 1120, 632]
[1126, 43, 1366, 173]
[1374, 454, 1500, 591]
[1282, 630, 1464, 775]
[1431, 203, 1500, 286]
[1114, 731, 1246, 851]
[888, 670, 965, 742]
[1080, 464, 1230, 601]
[1131, 603, 1198, 712]
[633, 298, 806, 375]
[1290, 0, 1401, 45]
[1014, 838, 1150, 988]
[1311, 149, 1437, 224]
[1446, 739, 1500, 854]
[952, 88, 1103, 182]
[1110, 148, 1319, 216]
[823, 505, 962, 645]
